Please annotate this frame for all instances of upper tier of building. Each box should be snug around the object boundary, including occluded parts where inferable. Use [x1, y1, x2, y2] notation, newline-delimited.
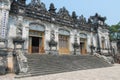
[10, 0, 109, 32]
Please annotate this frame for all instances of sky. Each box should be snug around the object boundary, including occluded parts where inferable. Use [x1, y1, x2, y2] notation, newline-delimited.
[26, 0, 120, 26]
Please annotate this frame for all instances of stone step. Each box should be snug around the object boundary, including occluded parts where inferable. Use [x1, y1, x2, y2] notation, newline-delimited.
[17, 54, 112, 78]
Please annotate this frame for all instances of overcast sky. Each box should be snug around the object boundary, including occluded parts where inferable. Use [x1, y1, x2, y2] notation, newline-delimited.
[27, 0, 120, 25]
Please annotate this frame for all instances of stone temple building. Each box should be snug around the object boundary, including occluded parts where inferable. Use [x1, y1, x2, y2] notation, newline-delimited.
[0, 0, 111, 74]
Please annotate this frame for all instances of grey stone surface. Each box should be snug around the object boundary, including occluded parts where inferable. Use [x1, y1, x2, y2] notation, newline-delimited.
[18, 54, 112, 77]
[1, 64, 120, 80]
[48, 50, 59, 55]
[0, 42, 5, 48]
[16, 50, 28, 74]
[0, 50, 8, 75]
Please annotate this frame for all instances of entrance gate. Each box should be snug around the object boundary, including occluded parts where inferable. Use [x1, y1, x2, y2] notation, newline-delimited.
[28, 24, 45, 54]
[80, 33, 87, 55]
[59, 35, 69, 54]
[29, 30, 44, 54]
[58, 29, 70, 54]
[80, 38, 87, 54]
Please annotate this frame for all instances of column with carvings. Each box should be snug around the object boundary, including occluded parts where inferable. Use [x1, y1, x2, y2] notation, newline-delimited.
[0, 0, 13, 73]
[48, 29, 58, 55]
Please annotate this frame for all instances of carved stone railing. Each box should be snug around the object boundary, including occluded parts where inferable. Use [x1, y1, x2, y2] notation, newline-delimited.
[13, 38, 28, 74]
[16, 50, 28, 74]
[0, 50, 8, 75]
[93, 53, 114, 64]
[0, 39, 8, 74]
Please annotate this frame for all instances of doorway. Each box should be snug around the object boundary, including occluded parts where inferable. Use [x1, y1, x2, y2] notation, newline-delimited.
[59, 35, 70, 54]
[80, 38, 87, 55]
[32, 37, 39, 53]
[29, 30, 45, 54]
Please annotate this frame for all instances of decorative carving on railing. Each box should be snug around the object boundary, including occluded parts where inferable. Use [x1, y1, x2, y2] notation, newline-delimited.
[0, 39, 7, 48]
[13, 39, 28, 74]
[49, 30, 57, 50]
[16, 50, 28, 73]
[0, 50, 8, 75]
[15, 18, 23, 39]
[48, 30, 58, 55]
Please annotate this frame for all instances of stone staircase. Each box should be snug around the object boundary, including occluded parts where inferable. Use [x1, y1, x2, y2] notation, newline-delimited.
[16, 54, 112, 77]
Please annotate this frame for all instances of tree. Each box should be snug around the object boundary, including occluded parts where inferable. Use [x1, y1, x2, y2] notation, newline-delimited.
[109, 22, 120, 41]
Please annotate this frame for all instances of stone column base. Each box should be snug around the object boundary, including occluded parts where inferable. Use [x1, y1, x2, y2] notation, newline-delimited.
[71, 51, 81, 55]
[0, 49, 8, 74]
[47, 50, 59, 55]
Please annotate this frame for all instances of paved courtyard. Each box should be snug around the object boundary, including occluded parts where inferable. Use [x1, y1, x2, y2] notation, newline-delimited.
[0, 64, 120, 80]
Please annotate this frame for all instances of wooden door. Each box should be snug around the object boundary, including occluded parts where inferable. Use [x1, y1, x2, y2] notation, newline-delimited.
[32, 37, 39, 53]
[80, 39, 87, 55]
[59, 35, 70, 54]
[28, 30, 45, 54]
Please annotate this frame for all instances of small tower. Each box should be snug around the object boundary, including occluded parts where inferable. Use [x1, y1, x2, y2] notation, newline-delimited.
[0, 0, 13, 73]
[49, 3, 56, 13]
[31, 0, 41, 6]
[18, 0, 26, 5]
[72, 11, 77, 20]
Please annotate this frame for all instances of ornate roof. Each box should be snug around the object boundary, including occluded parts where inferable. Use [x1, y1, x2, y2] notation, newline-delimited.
[78, 15, 86, 25]
[57, 7, 71, 20]
[90, 13, 107, 25]
[27, 0, 46, 11]
[10, 1, 109, 31]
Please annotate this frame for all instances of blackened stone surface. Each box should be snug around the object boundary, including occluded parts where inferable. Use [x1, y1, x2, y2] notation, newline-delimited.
[0, 50, 8, 75]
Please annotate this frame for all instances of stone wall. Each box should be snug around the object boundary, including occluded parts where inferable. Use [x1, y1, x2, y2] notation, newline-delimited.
[7, 15, 110, 55]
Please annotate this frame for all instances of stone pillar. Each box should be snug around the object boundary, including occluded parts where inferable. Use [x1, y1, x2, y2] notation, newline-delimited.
[70, 33, 74, 54]
[56, 31, 59, 51]
[23, 26, 29, 53]
[44, 29, 49, 54]
[97, 28, 101, 54]
[0, 0, 14, 73]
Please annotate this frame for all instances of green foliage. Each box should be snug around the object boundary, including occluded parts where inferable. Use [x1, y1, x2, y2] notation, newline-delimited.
[109, 22, 120, 41]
